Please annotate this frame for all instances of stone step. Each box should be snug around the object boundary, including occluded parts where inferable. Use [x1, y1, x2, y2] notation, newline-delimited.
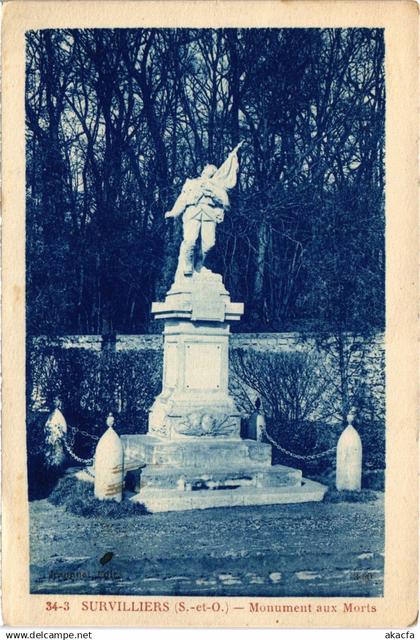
[134, 463, 302, 492]
[122, 435, 273, 469]
[130, 478, 327, 513]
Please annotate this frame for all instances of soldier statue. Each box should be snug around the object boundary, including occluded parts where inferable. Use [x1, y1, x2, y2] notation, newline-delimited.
[165, 142, 243, 277]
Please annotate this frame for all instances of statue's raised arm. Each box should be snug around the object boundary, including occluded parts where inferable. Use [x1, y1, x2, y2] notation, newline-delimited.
[212, 141, 244, 190]
[166, 142, 243, 278]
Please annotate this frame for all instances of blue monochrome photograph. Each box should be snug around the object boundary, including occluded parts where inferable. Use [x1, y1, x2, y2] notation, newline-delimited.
[26, 27, 385, 597]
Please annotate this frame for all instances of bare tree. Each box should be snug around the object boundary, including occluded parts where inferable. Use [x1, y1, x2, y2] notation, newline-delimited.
[26, 28, 385, 336]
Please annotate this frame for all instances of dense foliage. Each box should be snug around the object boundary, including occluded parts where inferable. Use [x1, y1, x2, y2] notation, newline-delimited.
[27, 341, 385, 498]
[48, 476, 149, 517]
[27, 342, 162, 435]
[230, 345, 385, 475]
[26, 28, 385, 334]
[27, 344, 162, 497]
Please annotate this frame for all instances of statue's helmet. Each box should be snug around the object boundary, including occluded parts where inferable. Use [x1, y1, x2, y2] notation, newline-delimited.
[201, 164, 217, 178]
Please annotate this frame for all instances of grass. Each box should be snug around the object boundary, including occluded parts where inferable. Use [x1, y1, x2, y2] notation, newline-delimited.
[48, 475, 148, 518]
[323, 487, 378, 503]
[308, 470, 382, 502]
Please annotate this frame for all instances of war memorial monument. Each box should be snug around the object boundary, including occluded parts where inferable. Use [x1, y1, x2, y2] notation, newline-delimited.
[116, 144, 326, 512]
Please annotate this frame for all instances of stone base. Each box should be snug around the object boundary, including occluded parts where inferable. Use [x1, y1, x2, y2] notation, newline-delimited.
[148, 268, 244, 440]
[122, 434, 272, 468]
[121, 434, 327, 513]
[135, 462, 302, 492]
[130, 480, 327, 513]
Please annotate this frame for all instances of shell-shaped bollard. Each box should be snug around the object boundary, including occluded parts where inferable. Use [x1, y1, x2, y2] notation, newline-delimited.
[45, 402, 67, 467]
[336, 415, 362, 491]
[45, 407, 67, 438]
[94, 414, 124, 503]
[256, 413, 266, 442]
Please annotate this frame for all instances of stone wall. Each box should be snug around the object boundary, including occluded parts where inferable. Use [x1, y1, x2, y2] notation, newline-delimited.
[32, 333, 384, 372]
[35, 332, 308, 352]
[30, 332, 385, 420]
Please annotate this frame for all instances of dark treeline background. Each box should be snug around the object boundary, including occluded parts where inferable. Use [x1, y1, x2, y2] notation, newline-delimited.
[26, 28, 385, 335]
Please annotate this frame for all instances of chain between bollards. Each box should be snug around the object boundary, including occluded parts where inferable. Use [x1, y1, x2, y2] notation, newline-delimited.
[62, 435, 95, 466]
[263, 427, 337, 461]
[69, 425, 100, 441]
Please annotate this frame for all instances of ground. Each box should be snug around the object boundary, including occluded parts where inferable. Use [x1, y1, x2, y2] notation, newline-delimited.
[30, 497, 384, 597]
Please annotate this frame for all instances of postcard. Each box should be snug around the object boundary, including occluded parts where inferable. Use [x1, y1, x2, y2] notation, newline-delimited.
[2, 0, 418, 628]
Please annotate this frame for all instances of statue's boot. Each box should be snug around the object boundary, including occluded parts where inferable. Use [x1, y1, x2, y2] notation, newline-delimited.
[180, 241, 194, 276]
[196, 248, 211, 273]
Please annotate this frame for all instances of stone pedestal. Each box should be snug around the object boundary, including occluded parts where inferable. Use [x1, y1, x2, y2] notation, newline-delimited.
[126, 268, 326, 512]
[149, 268, 243, 439]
